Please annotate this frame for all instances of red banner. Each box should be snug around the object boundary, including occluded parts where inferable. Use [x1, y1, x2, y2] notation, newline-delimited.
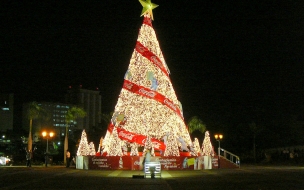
[123, 80, 184, 119]
[108, 123, 166, 150]
[135, 41, 169, 77]
[89, 156, 210, 170]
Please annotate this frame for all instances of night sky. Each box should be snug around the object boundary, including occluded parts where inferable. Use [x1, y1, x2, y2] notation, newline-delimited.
[2, 0, 304, 145]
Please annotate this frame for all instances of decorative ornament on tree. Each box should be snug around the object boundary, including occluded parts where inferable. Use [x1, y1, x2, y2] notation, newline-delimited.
[125, 70, 132, 80]
[177, 136, 189, 152]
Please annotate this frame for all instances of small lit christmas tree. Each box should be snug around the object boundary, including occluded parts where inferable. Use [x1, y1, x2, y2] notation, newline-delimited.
[130, 143, 139, 156]
[122, 141, 128, 156]
[201, 131, 214, 169]
[201, 131, 214, 156]
[88, 142, 96, 156]
[103, 0, 192, 156]
[164, 134, 180, 156]
[107, 127, 123, 156]
[193, 138, 201, 155]
[190, 138, 201, 156]
[143, 136, 152, 151]
[77, 130, 89, 156]
[77, 130, 96, 156]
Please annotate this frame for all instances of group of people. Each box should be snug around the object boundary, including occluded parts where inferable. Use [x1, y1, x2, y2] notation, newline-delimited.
[25, 149, 74, 167]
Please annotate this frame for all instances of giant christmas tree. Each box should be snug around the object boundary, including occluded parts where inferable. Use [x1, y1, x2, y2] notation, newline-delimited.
[103, 0, 192, 157]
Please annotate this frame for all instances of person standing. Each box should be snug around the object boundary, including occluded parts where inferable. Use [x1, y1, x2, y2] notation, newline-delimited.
[142, 149, 151, 171]
[44, 152, 49, 167]
[26, 150, 32, 167]
[66, 150, 71, 168]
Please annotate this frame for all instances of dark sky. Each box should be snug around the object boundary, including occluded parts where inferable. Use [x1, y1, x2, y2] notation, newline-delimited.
[2, 0, 304, 127]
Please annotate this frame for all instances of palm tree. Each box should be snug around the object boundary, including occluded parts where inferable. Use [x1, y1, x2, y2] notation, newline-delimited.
[187, 116, 207, 134]
[64, 106, 86, 164]
[26, 102, 45, 152]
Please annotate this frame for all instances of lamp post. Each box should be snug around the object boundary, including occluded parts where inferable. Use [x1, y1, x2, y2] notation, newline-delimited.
[214, 134, 223, 169]
[42, 131, 54, 167]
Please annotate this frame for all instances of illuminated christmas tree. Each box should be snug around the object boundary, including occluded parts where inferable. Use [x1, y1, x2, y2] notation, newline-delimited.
[130, 143, 139, 156]
[201, 131, 214, 157]
[193, 138, 201, 155]
[201, 131, 214, 169]
[143, 136, 152, 151]
[88, 142, 96, 156]
[163, 134, 180, 156]
[107, 127, 123, 156]
[77, 130, 89, 156]
[103, 0, 192, 156]
[121, 141, 128, 155]
[190, 138, 201, 156]
[77, 130, 96, 156]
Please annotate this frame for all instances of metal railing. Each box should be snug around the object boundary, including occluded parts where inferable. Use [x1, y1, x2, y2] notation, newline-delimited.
[219, 148, 240, 167]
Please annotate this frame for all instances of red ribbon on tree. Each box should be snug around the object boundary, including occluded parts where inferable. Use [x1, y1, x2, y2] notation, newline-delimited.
[135, 41, 169, 77]
[143, 16, 152, 27]
[123, 80, 184, 119]
[107, 123, 166, 150]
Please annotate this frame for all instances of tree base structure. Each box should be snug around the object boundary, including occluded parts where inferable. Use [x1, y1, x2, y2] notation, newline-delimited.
[82, 155, 219, 170]
[76, 156, 89, 170]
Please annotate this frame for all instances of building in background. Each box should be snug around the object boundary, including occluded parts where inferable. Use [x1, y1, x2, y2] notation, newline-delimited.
[65, 86, 102, 131]
[22, 102, 82, 143]
[21, 87, 102, 146]
[0, 93, 14, 132]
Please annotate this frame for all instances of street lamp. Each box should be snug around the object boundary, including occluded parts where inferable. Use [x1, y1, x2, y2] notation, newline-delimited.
[214, 134, 223, 169]
[42, 131, 54, 167]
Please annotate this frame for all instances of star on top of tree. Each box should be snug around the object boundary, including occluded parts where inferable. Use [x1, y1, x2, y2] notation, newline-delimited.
[139, 0, 158, 20]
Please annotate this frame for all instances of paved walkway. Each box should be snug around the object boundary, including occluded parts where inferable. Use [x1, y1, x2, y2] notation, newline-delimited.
[1, 165, 304, 189]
